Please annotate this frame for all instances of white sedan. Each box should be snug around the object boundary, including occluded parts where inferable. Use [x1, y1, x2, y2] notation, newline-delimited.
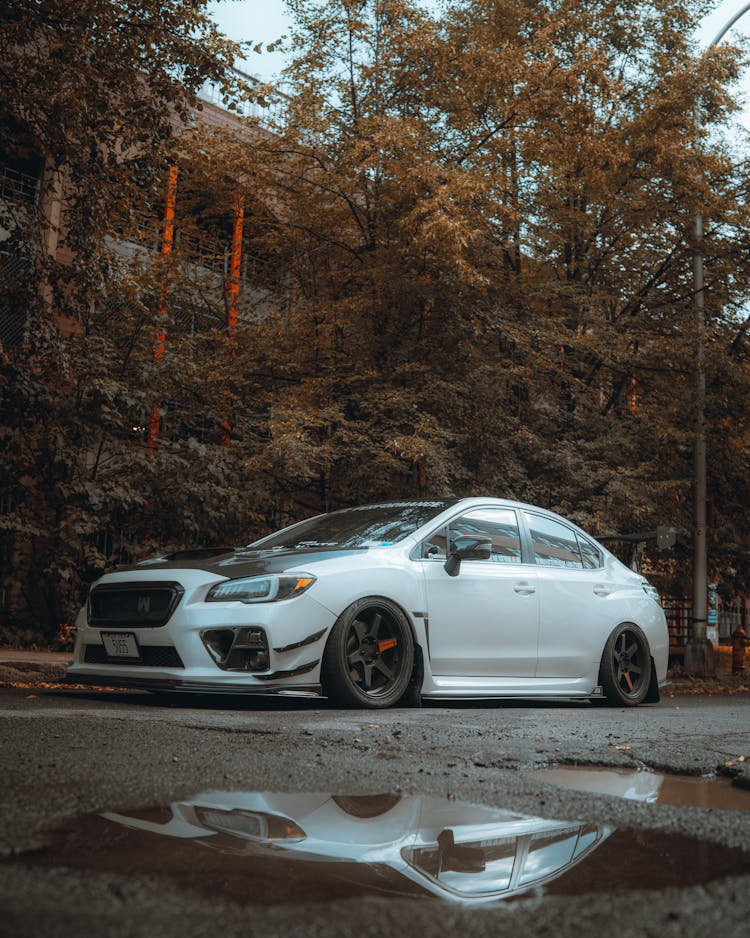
[66, 498, 669, 708]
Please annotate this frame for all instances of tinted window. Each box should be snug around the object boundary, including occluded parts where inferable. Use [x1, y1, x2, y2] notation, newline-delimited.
[421, 527, 448, 560]
[518, 828, 580, 885]
[576, 534, 602, 569]
[525, 513, 583, 569]
[249, 501, 453, 550]
[448, 508, 522, 564]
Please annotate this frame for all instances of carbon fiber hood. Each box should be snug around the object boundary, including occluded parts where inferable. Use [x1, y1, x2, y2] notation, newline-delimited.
[119, 547, 369, 579]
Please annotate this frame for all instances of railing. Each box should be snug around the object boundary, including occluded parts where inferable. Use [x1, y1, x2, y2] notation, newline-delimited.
[196, 66, 289, 130]
[0, 164, 40, 203]
[720, 600, 745, 640]
[664, 596, 745, 649]
[0, 251, 30, 347]
[664, 598, 691, 650]
[91, 530, 137, 569]
[112, 208, 268, 281]
[0, 493, 14, 622]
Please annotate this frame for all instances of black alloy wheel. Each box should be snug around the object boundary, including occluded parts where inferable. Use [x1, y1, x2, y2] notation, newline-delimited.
[599, 623, 652, 706]
[321, 597, 415, 709]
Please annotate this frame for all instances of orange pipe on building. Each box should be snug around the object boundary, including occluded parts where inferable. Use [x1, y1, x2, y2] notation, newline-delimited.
[221, 193, 244, 447]
[148, 165, 179, 450]
[416, 297, 432, 489]
[226, 194, 244, 339]
[629, 377, 637, 415]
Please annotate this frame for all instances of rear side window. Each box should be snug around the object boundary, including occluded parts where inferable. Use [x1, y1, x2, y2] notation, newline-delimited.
[577, 534, 602, 569]
[525, 513, 583, 569]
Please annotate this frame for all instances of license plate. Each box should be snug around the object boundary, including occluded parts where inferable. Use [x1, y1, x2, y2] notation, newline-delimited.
[101, 631, 140, 660]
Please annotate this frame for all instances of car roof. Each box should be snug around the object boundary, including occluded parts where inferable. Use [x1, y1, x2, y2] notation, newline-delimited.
[394, 497, 605, 546]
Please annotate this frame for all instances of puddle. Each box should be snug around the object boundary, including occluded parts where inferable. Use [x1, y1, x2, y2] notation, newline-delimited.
[5, 791, 750, 905]
[534, 766, 750, 812]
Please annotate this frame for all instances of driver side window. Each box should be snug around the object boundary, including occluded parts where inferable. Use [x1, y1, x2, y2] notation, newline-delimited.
[449, 508, 522, 563]
[421, 528, 448, 560]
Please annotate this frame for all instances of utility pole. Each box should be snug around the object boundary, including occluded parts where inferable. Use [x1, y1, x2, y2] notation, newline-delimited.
[685, 209, 712, 675]
[685, 2, 750, 676]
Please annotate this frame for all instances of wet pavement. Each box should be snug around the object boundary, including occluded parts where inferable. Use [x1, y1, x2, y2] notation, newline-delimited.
[1, 684, 749, 936]
[6, 790, 750, 908]
[533, 766, 750, 811]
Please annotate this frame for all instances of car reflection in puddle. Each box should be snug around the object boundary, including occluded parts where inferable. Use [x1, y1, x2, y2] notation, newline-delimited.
[8, 792, 750, 906]
[102, 793, 610, 904]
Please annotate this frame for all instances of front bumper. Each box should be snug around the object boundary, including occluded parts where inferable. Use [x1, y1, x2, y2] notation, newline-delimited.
[67, 584, 337, 694]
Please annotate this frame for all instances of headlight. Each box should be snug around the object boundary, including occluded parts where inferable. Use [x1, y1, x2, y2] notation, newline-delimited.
[205, 574, 316, 604]
[194, 807, 306, 843]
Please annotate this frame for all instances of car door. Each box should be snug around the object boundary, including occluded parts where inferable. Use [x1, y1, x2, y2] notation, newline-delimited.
[418, 507, 540, 677]
[522, 511, 611, 678]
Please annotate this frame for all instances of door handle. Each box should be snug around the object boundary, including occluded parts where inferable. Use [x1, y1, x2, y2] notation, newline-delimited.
[593, 585, 612, 597]
[514, 582, 536, 595]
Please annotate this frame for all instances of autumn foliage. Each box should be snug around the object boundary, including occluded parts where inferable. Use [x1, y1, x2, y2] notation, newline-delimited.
[1, 0, 750, 639]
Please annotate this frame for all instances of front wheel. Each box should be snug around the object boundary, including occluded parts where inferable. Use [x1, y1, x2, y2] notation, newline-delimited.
[599, 623, 652, 706]
[321, 598, 415, 709]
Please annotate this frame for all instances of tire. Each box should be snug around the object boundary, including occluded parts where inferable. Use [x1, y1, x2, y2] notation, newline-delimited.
[331, 794, 402, 817]
[599, 623, 652, 706]
[321, 597, 415, 709]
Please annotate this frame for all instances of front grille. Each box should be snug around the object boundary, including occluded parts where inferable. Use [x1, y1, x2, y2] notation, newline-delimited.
[88, 581, 184, 628]
[83, 644, 185, 668]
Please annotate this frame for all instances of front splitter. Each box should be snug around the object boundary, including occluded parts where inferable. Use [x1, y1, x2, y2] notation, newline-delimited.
[63, 673, 322, 697]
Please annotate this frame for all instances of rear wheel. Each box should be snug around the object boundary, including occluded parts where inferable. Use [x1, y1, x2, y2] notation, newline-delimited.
[321, 598, 414, 709]
[599, 623, 652, 706]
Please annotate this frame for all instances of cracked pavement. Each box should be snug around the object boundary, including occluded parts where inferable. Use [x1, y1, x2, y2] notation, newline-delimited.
[1, 685, 749, 937]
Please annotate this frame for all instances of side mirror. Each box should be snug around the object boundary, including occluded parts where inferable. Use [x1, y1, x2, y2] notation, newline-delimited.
[437, 829, 486, 873]
[444, 538, 492, 576]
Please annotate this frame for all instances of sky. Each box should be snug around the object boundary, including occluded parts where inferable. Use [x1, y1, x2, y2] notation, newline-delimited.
[208, 0, 291, 81]
[208, 0, 750, 121]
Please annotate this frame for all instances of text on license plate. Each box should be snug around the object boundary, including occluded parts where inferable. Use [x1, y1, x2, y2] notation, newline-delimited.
[101, 632, 140, 659]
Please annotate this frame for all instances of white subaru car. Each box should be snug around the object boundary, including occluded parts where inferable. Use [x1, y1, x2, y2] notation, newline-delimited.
[66, 498, 669, 708]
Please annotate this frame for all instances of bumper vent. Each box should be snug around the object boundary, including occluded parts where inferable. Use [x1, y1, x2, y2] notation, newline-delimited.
[84, 644, 185, 668]
[88, 581, 184, 628]
[201, 627, 270, 672]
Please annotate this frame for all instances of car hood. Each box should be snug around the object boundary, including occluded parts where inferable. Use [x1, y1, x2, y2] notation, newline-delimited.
[118, 547, 369, 580]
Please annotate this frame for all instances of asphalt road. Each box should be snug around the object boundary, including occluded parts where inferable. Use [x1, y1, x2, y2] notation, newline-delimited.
[1, 685, 749, 937]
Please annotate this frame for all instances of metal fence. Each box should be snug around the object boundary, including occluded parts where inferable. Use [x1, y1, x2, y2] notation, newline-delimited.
[0, 164, 39, 203]
[196, 66, 290, 130]
[0, 251, 30, 347]
[0, 493, 13, 625]
[664, 597, 745, 650]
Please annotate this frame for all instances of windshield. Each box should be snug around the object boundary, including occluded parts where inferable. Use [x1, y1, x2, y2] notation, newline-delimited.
[246, 502, 454, 551]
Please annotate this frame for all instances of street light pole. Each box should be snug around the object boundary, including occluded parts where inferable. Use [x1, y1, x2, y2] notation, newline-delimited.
[685, 1, 750, 676]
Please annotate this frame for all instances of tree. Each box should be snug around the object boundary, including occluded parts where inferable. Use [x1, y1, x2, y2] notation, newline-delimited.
[230, 0, 750, 594]
[429, 0, 750, 591]
[0, 0, 255, 640]
[215, 0, 490, 513]
[3, 0, 750, 641]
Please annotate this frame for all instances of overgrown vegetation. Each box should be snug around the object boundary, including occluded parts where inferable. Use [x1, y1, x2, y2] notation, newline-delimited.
[2, 0, 749, 641]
